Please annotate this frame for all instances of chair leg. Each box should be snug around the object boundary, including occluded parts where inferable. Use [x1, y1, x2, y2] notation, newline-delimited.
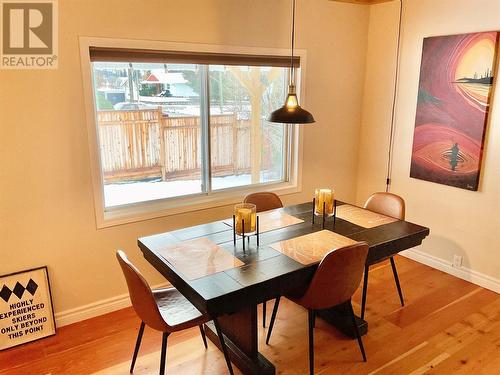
[308, 309, 315, 375]
[263, 300, 267, 327]
[266, 296, 281, 345]
[390, 257, 405, 307]
[199, 324, 208, 349]
[361, 265, 369, 320]
[213, 317, 234, 375]
[312, 310, 316, 328]
[130, 321, 145, 373]
[348, 301, 367, 362]
[159, 332, 169, 375]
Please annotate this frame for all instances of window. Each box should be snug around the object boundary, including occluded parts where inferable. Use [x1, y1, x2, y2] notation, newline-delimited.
[93, 62, 204, 207]
[208, 65, 288, 191]
[81, 39, 304, 226]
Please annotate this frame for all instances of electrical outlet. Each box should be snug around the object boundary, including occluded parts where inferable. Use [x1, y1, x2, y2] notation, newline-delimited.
[453, 255, 463, 268]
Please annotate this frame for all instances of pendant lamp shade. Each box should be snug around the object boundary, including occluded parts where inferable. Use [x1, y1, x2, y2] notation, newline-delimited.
[267, 0, 315, 124]
[268, 84, 315, 124]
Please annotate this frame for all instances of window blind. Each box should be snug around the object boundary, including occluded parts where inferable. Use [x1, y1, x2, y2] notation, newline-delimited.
[89, 46, 300, 68]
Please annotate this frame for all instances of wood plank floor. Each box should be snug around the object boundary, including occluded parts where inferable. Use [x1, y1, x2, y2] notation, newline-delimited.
[2, 256, 500, 374]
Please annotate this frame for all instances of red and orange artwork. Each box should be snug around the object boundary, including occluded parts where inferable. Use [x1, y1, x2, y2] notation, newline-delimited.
[410, 32, 499, 191]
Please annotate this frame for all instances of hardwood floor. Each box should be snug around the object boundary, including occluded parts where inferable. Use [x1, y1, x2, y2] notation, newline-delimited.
[2, 256, 500, 374]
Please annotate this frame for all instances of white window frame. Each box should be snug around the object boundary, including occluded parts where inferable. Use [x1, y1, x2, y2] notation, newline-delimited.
[79, 37, 307, 228]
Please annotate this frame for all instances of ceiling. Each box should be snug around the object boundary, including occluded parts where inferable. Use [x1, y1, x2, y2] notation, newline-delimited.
[330, 0, 394, 4]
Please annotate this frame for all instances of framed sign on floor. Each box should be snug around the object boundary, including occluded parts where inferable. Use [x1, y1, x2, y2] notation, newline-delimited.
[0, 266, 56, 350]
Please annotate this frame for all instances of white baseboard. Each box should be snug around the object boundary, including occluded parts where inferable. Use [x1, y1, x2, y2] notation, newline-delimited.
[54, 282, 169, 327]
[400, 249, 500, 294]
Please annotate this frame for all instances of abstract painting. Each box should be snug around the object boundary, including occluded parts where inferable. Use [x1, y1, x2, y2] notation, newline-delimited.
[410, 32, 499, 190]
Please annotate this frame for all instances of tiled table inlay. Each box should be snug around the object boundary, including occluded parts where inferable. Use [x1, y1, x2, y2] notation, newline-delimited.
[158, 238, 244, 280]
[224, 209, 304, 233]
[336, 204, 398, 228]
[270, 230, 358, 265]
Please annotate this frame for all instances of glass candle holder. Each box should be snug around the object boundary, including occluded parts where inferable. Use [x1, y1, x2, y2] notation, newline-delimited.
[234, 203, 257, 235]
[314, 188, 334, 216]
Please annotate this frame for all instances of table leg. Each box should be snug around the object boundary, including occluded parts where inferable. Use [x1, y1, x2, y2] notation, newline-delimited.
[316, 300, 368, 338]
[204, 304, 275, 375]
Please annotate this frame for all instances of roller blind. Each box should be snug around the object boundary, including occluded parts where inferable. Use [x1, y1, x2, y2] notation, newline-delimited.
[89, 46, 300, 68]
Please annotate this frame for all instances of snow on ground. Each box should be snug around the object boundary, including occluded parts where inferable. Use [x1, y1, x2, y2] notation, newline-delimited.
[104, 173, 275, 207]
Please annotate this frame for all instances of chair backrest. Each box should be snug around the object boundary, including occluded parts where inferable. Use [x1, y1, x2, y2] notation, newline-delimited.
[364, 192, 405, 220]
[243, 192, 283, 213]
[296, 243, 369, 310]
[116, 250, 167, 331]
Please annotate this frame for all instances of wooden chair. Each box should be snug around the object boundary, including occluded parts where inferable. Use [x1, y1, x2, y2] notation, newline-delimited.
[243, 192, 283, 328]
[265, 243, 369, 374]
[244, 192, 283, 213]
[116, 250, 234, 375]
[361, 192, 405, 319]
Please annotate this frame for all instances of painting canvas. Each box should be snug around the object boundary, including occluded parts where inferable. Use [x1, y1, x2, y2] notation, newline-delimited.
[410, 32, 499, 190]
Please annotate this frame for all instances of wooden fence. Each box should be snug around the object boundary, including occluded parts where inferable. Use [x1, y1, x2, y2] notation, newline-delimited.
[97, 109, 253, 182]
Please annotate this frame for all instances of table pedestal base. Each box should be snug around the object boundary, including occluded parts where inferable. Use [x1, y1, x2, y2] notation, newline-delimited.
[204, 304, 275, 375]
[317, 300, 368, 338]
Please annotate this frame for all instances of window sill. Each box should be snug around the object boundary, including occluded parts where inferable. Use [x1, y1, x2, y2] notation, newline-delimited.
[97, 181, 301, 229]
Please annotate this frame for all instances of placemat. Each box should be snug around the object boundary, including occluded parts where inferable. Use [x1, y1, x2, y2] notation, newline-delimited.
[223, 209, 304, 233]
[270, 230, 357, 265]
[157, 238, 244, 280]
[336, 204, 398, 228]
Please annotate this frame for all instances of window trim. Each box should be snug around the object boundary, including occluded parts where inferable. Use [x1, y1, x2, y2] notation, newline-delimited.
[79, 37, 307, 228]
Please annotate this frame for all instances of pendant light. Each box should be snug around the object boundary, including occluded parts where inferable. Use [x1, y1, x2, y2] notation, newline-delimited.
[268, 0, 315, 124]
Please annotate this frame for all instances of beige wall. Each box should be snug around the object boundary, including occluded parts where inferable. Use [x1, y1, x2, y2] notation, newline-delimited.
[356, 0, 500, 283]
[356, 1, 400, 201]
[0, 0, 369, 318]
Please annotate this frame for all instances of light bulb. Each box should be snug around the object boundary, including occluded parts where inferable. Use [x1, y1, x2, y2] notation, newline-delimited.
[285, 94, 298, 109]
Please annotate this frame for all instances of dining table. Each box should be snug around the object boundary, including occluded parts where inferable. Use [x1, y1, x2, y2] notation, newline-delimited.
[137, 201, 430, 375]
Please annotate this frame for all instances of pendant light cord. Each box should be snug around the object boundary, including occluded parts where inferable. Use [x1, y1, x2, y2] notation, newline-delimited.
[290, 0, 296, 84]
[386, 0, 403, 192]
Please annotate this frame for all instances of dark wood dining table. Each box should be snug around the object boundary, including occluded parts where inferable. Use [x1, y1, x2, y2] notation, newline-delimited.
[138, 201, 429, 375]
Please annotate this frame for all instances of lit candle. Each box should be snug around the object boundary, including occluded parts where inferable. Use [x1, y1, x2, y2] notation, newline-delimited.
[314, 188, 334, 216]
[234, 203, 257, 235]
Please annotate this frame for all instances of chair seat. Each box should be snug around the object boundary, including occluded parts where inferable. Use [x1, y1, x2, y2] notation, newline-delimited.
[153, 288, 208, 331]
